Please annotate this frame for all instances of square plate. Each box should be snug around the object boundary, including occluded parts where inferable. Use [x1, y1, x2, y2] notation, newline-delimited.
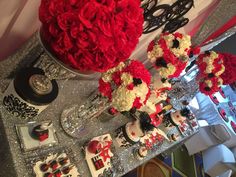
[84, 133, 124, 177]
[15, 121, 58, 151]
[25, 148, 80, 177]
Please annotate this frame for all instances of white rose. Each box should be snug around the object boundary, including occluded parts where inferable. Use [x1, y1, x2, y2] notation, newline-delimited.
[121, 73, 133, 86]
[112, 86, 136, 112]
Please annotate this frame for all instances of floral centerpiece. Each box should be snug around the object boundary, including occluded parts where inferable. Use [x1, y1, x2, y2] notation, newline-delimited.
[39, 0, 144, 72]
[220, 53, 236, 85]
[61, 60, 151, 137]
[99, 60, 151, 112]
[196, 51, 225, 95]
[147, 32, 197, 79]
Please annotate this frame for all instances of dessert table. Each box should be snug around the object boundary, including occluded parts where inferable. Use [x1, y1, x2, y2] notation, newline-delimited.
[0, 0, 235, 175]
[0, 34, 199, 177]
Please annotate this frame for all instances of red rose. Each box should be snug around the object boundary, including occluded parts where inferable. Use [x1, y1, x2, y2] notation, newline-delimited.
[57, 12, 77, 31]
[124, 60, 151, 85]
[147, 40, 155, 52]
[48, 0, 65, 17]
[112, 71, 122, 86]
[127, 83, 134, 90]
[192, 47, 200, 55]
[120, 0, 143, 24]
[78, 2, 98, 28]
[76, 30, 95, 50]
[221, 53, 236, 85]
[49, 23, 60, 37]
[98, 79, 112, 99]
[132, 97, 142, 109]
[144, 89, 151, 104]
[173, 32, 183, 39]
[51, 34, 65, 55]
[39, 0, 52, 23]
[169, 60, 187, 78]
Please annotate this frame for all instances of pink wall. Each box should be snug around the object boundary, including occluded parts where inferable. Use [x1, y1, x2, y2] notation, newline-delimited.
[0, 0, 40, 61]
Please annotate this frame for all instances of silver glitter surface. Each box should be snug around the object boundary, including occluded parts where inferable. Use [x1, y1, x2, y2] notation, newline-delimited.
[0, 78, 198, 177]
[0, 46, 198, 177]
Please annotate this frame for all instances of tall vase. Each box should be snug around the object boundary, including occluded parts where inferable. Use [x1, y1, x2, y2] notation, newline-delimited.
[61, 90, 111, 138]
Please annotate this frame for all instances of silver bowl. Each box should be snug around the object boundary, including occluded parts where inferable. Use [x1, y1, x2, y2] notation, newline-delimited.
[36, 28, 99, 80]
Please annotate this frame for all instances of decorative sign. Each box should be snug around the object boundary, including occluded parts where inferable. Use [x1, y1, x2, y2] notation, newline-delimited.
[85, 134, 114, 177]
[142, 0, 194, 33]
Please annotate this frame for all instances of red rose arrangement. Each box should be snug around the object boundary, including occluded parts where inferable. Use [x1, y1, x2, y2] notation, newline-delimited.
[147, 32, 198, 79]
[98, 60, 151, 112]
[196, 51, 225, 95]
[39, 0, 143, 72]
[220, 53, 236, 85]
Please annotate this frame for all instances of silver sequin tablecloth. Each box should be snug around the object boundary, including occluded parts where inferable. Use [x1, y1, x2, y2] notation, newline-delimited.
[0, 37, 197, 177]
[1, 0, 236, 175]
[0, 77, 197, 177]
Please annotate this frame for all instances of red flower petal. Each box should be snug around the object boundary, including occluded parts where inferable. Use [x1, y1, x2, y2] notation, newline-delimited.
[127, 83, 134, 90]
[98, 79, 112, 99]
[132, 97, 142, 109]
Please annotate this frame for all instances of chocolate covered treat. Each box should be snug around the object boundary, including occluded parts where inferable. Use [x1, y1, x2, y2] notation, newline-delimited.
[43, 173, 53, 177]
[40, 163, 49, 172]
[53, 170, 62, 177]
[134, 146, 148, 160]
[58, 157, 69, 166]
[62, 166, 72, 174]
[49, 160, 58, 171]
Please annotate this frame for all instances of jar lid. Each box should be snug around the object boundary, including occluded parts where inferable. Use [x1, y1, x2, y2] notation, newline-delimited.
[14, 67, 58, 105]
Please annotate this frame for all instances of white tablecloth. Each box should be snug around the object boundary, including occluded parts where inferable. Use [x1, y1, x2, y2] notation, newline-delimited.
[195, 87, 236, 148]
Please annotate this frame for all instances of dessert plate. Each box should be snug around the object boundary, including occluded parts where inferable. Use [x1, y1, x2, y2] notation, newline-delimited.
[209, 95, 219, 105]
[218, 107, 229, 122]
[25, 148, 80, 177]
[15, 121, 58, 151]
[84, 134, 123, 177]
